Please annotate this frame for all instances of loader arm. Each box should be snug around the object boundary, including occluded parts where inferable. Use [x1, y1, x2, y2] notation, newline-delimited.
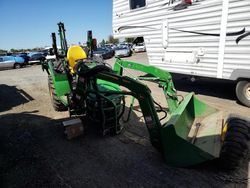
[92, 69, 163, 149]
[88, 61, 223, 166]
[113, 59, 179, 113]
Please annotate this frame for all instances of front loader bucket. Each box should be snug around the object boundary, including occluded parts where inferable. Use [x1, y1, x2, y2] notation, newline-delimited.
[160, 93, 225, 167]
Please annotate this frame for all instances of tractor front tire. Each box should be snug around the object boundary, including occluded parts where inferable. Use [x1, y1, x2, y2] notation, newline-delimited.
[219, 118, 250, 170]
[48, 76, 67, 111]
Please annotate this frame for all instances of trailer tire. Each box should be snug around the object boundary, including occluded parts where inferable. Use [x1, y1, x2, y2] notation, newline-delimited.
[219, 118, 250, 170]
[48, 76, 67, 111]
[236, 80, 250, 107]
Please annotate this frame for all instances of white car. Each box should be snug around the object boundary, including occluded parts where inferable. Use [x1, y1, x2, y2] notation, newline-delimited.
[44, 47, 62, 60]
[133, 43, 146, 53]
[115, 46, 131, 57]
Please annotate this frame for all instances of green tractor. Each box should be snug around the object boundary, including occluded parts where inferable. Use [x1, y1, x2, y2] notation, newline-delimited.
[42, 22, 250, 169]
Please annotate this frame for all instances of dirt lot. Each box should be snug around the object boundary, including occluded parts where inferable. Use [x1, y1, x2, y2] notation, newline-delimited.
[0, 53, 249, 188]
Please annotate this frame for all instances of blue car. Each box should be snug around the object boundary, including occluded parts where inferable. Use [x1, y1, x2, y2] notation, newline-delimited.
[28, 52, 46, 64]
[17, 53, 30, 63]
[0, 56, 25, 69]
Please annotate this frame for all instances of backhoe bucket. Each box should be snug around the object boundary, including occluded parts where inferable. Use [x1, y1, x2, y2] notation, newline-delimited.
[160, 93, 225, 167]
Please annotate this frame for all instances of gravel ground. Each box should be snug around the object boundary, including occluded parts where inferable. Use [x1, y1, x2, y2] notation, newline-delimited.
[0, 53, 249, 188]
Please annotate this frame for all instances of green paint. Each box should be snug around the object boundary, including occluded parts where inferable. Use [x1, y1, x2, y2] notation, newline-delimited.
[43, 53, 222, 167]
[114, 59, 179, 113]
[48, 61, 71, 105]
[160, 94, 218, 166]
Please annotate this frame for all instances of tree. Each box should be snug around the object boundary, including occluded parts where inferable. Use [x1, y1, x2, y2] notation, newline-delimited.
[0, 49, 7, 54]
[10, 48, 22, 53]
[125, 37, 134, 43]
[101, 39, 106, 46]
[107, 35, 119, 44]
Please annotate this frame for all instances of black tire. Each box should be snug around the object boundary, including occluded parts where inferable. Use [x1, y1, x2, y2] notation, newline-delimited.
[219, 118, 250, 170]
[14, 63, 21, 69]
[48, 76, 67, 111]
[236, 80, 250, 107]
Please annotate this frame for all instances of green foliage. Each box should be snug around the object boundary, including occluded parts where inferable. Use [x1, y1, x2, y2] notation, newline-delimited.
[0, 49, 7, 54]
[107, 35, 119, 44]
[125, 37, 134, 43]
[101, 39, 106, 46]
[10, 48, 18, 53]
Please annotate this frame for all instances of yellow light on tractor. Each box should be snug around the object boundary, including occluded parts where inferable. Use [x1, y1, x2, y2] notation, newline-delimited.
[67, 45, 87, 73]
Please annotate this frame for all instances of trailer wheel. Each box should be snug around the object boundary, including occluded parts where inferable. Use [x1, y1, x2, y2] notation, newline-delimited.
[219, 118, 250, 170]
[48, 76, 67, 111]
[236, 80, 250, 107]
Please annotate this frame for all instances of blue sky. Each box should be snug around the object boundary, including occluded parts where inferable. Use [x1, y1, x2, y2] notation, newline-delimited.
[0, 0, 113, 50]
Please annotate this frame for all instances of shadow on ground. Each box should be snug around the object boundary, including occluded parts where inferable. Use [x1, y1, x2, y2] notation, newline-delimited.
[0, 84, 34, 112]
[172, 74, 237, 101]
[0, 111, 248, 188]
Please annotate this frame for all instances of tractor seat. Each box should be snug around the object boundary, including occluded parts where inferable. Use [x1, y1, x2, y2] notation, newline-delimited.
[67, 45, 87, 73]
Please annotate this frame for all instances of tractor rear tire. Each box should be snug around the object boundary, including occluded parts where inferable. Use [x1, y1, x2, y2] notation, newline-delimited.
[219, 118, 250, 170]
[48, 76, 67, 111]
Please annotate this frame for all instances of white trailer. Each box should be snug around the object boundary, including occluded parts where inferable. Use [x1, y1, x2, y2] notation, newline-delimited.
[112, 0, 250, 107]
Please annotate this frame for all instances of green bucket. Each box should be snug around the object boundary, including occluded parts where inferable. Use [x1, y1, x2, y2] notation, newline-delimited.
[160, 93, 224, 167]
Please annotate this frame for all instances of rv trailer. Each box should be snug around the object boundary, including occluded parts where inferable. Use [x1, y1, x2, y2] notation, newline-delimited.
[112, 0, 250, 107]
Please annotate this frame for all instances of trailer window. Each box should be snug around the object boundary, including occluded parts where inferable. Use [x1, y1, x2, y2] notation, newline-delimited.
[130, 0, 146, 10]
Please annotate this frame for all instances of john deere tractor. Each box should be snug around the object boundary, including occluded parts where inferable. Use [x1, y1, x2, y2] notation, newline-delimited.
[42, 22, 250, 169]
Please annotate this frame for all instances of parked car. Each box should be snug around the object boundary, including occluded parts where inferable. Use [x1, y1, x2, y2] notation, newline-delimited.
[17, 53, 30, 64]
[93, 47, 113, 59]
[105, 43, 116, 50]
[133, 43, 146, 53]
[44, 47, 62, 60]
[28, 52, 46, 64]
[104, 46, 115, 56]
[41, 49, 49, 56]
[114, 46, 132, 57]
[0, 56, 25, 69]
